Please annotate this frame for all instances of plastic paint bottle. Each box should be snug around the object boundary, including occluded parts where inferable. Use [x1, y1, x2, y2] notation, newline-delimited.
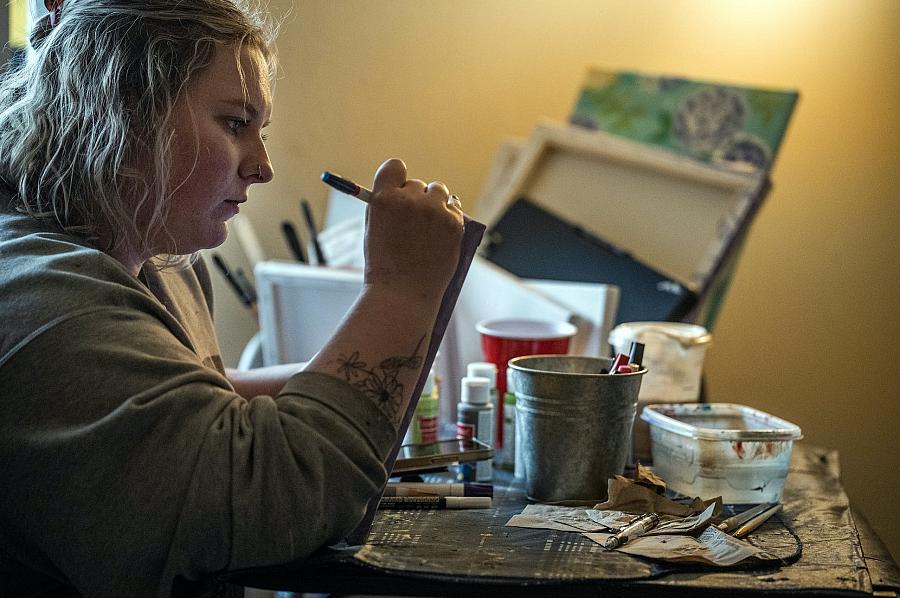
[456, 376, 493, 482]
[403, 368, 439, 445]
[466, 362, 498, 405]
[467, 362, 514, 471]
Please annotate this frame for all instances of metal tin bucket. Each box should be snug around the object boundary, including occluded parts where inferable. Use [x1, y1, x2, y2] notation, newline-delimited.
[508, 355, 645, 502]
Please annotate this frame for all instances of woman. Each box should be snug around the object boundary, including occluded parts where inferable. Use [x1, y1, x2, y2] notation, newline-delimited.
[0, 0, 463, 596]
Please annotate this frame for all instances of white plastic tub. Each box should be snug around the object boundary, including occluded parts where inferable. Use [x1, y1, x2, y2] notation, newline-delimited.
[641, 403, 803, 504]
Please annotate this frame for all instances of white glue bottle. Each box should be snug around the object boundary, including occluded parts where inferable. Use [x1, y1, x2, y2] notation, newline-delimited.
[456, 376, 493, 482]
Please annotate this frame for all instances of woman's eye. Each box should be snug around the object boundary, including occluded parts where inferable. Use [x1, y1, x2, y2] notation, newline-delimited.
[226, 118, 248, 134]
[225, 117, 268, 142]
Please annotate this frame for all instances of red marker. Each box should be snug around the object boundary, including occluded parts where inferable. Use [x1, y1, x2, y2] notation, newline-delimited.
[608, 353, 629, 375]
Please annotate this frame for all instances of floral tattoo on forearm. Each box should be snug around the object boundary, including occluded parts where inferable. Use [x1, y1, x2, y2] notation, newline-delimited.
[335, 335, 426, 424]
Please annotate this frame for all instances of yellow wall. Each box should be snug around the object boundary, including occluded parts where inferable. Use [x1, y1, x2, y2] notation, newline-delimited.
[217, 0, 899, 558]
[8, 0, 28, 48]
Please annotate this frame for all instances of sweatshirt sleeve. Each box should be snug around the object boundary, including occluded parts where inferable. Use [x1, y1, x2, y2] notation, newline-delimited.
[0, 306, 396, 598]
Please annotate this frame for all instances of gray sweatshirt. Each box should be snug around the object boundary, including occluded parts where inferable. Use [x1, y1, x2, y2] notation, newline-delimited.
[0, 199, 395, 597]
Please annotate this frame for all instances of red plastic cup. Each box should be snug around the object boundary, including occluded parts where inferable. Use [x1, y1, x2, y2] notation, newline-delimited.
[475, 318, 577, 448]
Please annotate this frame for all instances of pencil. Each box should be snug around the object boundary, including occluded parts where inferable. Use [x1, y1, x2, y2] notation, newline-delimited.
[732, 503, 782, 538]
[716, 502, 776, 534]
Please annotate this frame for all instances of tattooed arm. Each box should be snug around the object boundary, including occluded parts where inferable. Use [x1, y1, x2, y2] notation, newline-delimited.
[306, 293, 434, 426]
[302, 159, 463, 427]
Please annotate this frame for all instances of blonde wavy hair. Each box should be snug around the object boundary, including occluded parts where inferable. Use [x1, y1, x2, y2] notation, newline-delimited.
[0, 0, 277, 259]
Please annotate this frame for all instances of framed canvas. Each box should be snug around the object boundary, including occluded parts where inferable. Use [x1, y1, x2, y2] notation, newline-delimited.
[570, 69, 798, 172]
[481, 196, 696, 326]
[475, 121, 768, 294]
[255, 261, 364, 366]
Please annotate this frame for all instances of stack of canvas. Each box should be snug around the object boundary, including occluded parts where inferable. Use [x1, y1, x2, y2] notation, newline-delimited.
[475, 70, 798, 331]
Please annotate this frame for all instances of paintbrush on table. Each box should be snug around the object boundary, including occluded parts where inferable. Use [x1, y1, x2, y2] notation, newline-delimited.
[716, 502, 782, 538]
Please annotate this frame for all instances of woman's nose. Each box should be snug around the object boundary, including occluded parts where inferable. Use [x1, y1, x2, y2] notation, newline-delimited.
[256, 161, 274, 183]
[243, 158, 274, 184]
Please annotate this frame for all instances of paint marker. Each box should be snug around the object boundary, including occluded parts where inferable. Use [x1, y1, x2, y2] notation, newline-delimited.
[377, 496, 492, 510]
[321, 171, 372, 203]
[301, 198, 327, 266]
[628, 341, 645, 366]
[281, 221, 307, 263]
[234, 268, 257, 304]
[603, 512, 660, 550]
[384, 482, 493, 498]
[322, 170, 463, 211]
[608, 353, 629, 375]
[211, 253, 256, 312]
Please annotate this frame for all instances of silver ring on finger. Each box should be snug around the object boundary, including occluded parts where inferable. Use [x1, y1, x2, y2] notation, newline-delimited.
[447, 194, 462, 209]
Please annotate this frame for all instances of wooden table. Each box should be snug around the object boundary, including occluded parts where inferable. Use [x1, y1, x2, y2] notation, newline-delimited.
[227, 444, 900, 597]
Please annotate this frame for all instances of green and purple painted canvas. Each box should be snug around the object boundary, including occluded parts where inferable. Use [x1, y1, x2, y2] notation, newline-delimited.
[570, 69, 798, 172]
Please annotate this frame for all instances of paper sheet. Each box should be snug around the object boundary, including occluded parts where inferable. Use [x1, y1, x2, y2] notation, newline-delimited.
[585, 525, 779, 566]
[504, 473, 777, 567]
[584, 502, 715, 536]
[506, 504, 608, 533]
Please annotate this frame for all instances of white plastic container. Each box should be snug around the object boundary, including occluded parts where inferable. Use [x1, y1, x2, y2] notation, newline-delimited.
[641, 403, 802, 504]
